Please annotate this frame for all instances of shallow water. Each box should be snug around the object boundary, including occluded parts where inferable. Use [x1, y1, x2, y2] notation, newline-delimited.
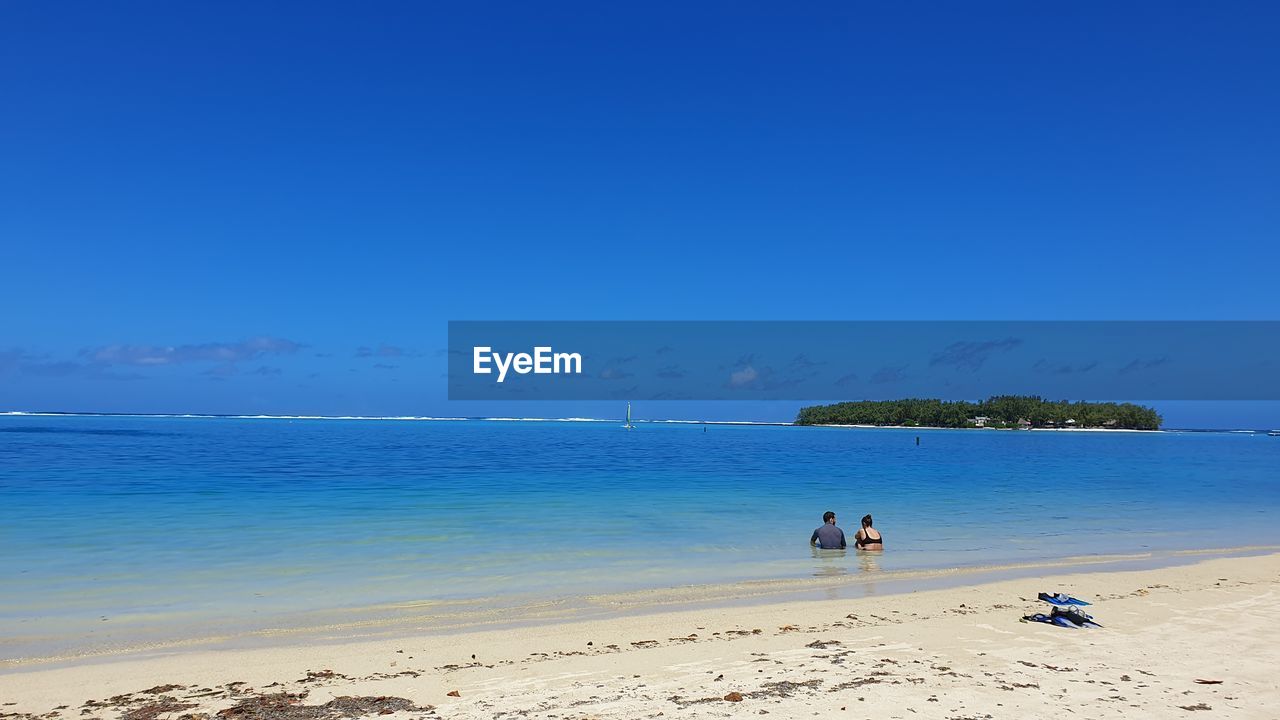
[1, 415, 1277, 658]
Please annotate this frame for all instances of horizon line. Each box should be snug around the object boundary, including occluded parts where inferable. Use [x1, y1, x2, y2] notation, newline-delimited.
[3, 410, 1277, 433]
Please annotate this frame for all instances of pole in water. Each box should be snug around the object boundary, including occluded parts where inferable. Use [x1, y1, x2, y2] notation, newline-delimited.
[916, 436, 920, 446]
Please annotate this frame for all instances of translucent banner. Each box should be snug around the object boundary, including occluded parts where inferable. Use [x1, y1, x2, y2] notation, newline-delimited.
[447, 321, 1280, 400]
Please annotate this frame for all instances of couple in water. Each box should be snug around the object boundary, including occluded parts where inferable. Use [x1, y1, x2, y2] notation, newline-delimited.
[809, 511, 882, 550]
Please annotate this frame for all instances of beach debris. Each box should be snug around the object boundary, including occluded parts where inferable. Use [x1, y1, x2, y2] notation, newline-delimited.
[723, 692, 743, 702]
[755, 680, 823, 698]
[1178, 703, 1212, 711]
[631, 640, 659, 647]
[805, 640, 841, 649]
[1193, 679, 1223, 685]
[779, 625, 798, 632]
[714, 675, 724, 681]
[299, 671, 347, 685]
[140, 686, 183, 696]
[19, 695, 436, 720]
[124, 701, 199, 720]
[996, 682, 1039, 690]
[446, 691, 460, 698]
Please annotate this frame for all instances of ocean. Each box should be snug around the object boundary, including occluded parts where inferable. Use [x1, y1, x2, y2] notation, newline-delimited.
[2, 414, 1278, 661]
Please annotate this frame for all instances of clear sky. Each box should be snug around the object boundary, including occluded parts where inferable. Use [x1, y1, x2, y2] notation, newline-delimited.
[2, 2, 1277, 426]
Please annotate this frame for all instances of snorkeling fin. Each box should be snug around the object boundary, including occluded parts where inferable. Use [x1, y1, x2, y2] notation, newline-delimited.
[1038, 592, 1092, 606]
[1051, 605, 1102, 628]
[1021, 613, 1080, 628]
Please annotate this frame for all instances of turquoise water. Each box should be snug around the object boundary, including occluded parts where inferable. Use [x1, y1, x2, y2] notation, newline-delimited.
[1, 415, 1278, 657]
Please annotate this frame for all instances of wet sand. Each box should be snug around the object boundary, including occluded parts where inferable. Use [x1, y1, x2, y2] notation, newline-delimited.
[3, 553, 1278, 719]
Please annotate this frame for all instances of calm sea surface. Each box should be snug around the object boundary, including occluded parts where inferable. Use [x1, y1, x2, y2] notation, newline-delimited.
[2, 415, 1278, 658]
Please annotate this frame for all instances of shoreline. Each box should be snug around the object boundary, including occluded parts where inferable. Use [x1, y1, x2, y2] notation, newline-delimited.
[5, 546, 1275, 671]
[809, 422, 1162, 432]
[3, 552, 1277, 718]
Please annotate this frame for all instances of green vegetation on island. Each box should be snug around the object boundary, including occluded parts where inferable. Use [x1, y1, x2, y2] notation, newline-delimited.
[795, 396, 1162, 430]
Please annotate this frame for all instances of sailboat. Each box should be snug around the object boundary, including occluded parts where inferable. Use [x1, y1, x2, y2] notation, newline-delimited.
[624, 402, 634, 430]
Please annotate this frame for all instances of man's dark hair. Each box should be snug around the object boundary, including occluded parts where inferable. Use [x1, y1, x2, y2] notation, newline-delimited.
[823, 511, 836, 523]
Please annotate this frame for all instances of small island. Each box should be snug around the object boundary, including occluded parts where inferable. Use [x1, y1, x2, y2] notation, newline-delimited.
[795, 396, 1162, 430]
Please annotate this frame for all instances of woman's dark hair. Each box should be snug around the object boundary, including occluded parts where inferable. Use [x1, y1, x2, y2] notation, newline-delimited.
[823, 511, 836, 523]
[861, 514, 873, 527]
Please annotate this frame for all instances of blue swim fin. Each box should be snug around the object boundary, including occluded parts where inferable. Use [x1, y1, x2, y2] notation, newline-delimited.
[1023, 612, 1082, 628]
[1051, 605, 1102, 628]
[1038, 591, 1091, 606]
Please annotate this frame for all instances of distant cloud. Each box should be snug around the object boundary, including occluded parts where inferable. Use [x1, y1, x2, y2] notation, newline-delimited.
[595, 356, 639, 380]
[21, 360, 88, 378]
[834, 372, 859, 387]
[1034, 359, 1098, 375]
[84, 337, 303, 366]
[720, 352, 818, 392]
[22, 358, 144, 381]
[356, 344, 408, 358]
[930, 337, 1021, 372]
[656, 365, 685, 379]
[655, 345, 674, 355]
[870, 364, 909, 384]
[0, 348, 31, 374]
[1119, 356, 1169, 375]
[788, 354, 823, 371]
[727, 365, 759, 388]
[373, 363, 399, 370]
[202, 364, 239, 378]
[249, 366, 282, 376]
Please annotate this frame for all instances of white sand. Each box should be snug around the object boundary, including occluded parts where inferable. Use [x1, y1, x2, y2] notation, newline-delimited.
[3, 553, 1278, 719]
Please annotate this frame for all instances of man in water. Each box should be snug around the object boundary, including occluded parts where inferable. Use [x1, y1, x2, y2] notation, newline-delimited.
[809, 511, 846, 549]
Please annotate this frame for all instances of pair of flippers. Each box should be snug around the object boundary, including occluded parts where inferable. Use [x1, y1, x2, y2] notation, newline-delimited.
[1022, 605, 1102, 629]
[1038, 591, 1091, 607]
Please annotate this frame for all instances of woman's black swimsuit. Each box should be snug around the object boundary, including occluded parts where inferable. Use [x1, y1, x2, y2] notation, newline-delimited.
[858, 532, 882, 548]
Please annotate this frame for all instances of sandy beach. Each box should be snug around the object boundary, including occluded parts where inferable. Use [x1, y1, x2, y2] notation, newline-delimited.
[3, 552, 1277, 719]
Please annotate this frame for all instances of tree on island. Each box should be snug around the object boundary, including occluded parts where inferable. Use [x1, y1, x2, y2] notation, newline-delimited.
[794, 396, 1162, 430]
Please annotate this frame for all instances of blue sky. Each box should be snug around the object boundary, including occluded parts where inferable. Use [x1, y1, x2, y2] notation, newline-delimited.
[2, 3, 1277, 426]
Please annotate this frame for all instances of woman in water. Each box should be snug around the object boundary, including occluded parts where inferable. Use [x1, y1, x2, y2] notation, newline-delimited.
[854, 514, 883, 550]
